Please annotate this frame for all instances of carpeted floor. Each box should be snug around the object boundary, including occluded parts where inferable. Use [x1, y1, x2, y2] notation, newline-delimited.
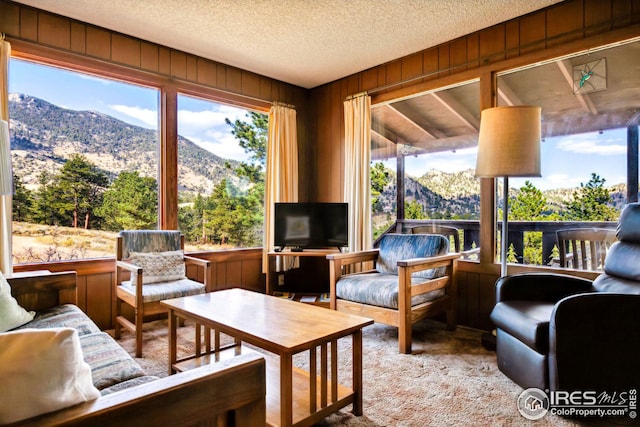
[108, 319, 621, 427]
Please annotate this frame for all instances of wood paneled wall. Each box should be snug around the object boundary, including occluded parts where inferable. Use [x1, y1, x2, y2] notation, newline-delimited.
[309, 0, 640, 329]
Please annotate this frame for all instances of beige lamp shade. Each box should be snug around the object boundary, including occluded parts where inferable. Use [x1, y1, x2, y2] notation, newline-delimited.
[475, 106, 542, 178]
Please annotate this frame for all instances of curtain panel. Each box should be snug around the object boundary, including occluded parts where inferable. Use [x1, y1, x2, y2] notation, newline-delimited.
[343, 94, 372, 254]
[0, 39, 12, 275]
[263, 104, 298, 273]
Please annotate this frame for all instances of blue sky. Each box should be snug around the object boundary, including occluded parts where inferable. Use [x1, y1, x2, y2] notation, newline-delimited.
[10, 59, 628, 191]
[9, 59, 252, 162]
[383, 126, 628, 191]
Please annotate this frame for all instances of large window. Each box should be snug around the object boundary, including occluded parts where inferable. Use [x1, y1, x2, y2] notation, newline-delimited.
[495, 38, 640, 268]
[176, 94, 266, 250]
[9, 59, 159, 263]
[370, 80, 481, 250]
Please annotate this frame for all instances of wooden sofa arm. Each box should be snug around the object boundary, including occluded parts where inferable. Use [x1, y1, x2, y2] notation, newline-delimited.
[12, 351, 266, 427]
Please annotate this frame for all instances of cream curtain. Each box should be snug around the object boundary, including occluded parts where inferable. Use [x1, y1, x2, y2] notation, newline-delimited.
[0, 39, 12, 275]
[263, 104, 298, 272]
[344, 94, 372, 253]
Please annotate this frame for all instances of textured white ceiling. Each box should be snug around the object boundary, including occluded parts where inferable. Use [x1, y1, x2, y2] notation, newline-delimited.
[14, 0, 562, 88]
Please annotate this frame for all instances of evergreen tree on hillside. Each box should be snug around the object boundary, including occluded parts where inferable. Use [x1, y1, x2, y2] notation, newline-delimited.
[97, 171, 157, 231]
[12, 174, 34, 222]
[565, 173, 618, 221]
[371, 162, 391, 213]
[509, 181, 546, 220]
[53, 155, 109, 229]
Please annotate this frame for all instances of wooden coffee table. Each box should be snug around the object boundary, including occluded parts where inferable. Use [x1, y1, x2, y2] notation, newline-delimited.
[161, 288, 373, 427]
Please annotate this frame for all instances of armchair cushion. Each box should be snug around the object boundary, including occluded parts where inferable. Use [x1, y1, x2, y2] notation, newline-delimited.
[336, 272, 445, 309]
[119, 278, 205, 303]
[129, 250, 186, 285]
[375, 233, 449, 279]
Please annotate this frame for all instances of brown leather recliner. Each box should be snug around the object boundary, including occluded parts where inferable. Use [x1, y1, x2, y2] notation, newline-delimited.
[490, 202, 640, 392]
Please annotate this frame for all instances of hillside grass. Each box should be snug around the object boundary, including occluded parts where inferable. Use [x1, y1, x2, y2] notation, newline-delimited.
[12, 222, 233, 264]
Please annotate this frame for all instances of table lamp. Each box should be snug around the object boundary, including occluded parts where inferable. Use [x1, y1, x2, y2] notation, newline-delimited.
[475, 106, 541, 277]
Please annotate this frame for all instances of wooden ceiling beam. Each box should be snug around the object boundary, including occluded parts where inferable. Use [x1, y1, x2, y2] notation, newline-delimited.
[430, 91, 479, 131]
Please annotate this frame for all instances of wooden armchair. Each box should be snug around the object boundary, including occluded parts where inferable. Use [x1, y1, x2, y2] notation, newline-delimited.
[556, 228, 616, 270]
[327, 233, 459, 354]
[114, 230, 211, 357]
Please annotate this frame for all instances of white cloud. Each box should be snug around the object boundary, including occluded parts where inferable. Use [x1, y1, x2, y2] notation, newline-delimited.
[555, 135, 626, 155]
[184, 134, 250, 162]
[110, 105, 157, 127]
[178, 106, 248, 136]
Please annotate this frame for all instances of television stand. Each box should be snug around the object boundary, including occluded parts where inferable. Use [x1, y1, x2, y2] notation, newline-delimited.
[266, 248, 340, 307]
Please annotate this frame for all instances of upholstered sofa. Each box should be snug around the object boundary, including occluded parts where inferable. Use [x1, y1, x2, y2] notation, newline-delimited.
[490, 202, 640, 393]
[1, 271, 265, 426]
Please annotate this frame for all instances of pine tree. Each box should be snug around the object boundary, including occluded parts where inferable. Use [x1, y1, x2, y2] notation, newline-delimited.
[97, 171, 157, 231]
[565, 173, 618, 221]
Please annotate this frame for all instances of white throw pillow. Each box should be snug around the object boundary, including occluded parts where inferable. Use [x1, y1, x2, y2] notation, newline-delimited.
[129, 250, 186, 285]
[0, 327, 101, 424]
[0, 272, 35, 332]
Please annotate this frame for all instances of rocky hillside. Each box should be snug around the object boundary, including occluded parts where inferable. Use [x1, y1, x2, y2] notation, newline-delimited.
[375, 166, 627, 221]
[9, 93, 239, 195]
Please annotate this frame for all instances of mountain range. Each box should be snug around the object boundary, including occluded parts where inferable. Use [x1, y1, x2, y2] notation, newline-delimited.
[9, 93, 239, 195]
[9, 93, 626, 217]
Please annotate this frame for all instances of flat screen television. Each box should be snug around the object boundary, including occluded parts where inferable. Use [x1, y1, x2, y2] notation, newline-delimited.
[274, 202, 348, 251]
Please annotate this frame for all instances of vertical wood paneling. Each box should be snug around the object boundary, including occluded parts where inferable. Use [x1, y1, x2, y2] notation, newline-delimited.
[478, 25, 505, 65]
[612, 0, 634, 27]
[466, 34, 479, 70]
[111, 33, 141, 68]
[242, 72, 261, 99]
[38, 13, 70, 50]
[170, 50, 187, 79]
[86, 26, 111, 60]
[423, 47, 439, 81]
[226, 68, 242, 93]
[158, 46, 171, 75]
[140, 42, 159, 72]
[0, 2, 20, 35]
[86, 272, 113, 330]
[70, 22, 86, 54]
[19, 7, 38, 41]
[546, 0, 584, 46]
[361, 68, 378, 91]
[385, 59, 402, 85]
[197, 58, 216, 86]
[330, 82, 342, 201]
[437, 43, 450, 78]
[505, 21, 519, 59]
[450, 38, 467, 72]
[585, 0, 613, 35]
[519, 11, 546, 55]
[186, 55, 198, 81]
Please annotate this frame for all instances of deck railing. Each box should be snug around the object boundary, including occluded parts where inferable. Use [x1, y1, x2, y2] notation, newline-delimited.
[384, 219, 617, 268]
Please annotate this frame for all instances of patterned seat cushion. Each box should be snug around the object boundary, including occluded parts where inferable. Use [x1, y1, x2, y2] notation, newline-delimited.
[376, 233, 449, 279]
[79, 332, 147, 391]
[14, 304, 101, 337]
[118, 278, 205, 303]
[336, 272, 445, 309]
[100, 375, 160, 395]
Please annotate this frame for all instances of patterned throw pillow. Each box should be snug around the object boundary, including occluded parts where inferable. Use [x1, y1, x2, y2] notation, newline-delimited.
[128, 250, 186, 285]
